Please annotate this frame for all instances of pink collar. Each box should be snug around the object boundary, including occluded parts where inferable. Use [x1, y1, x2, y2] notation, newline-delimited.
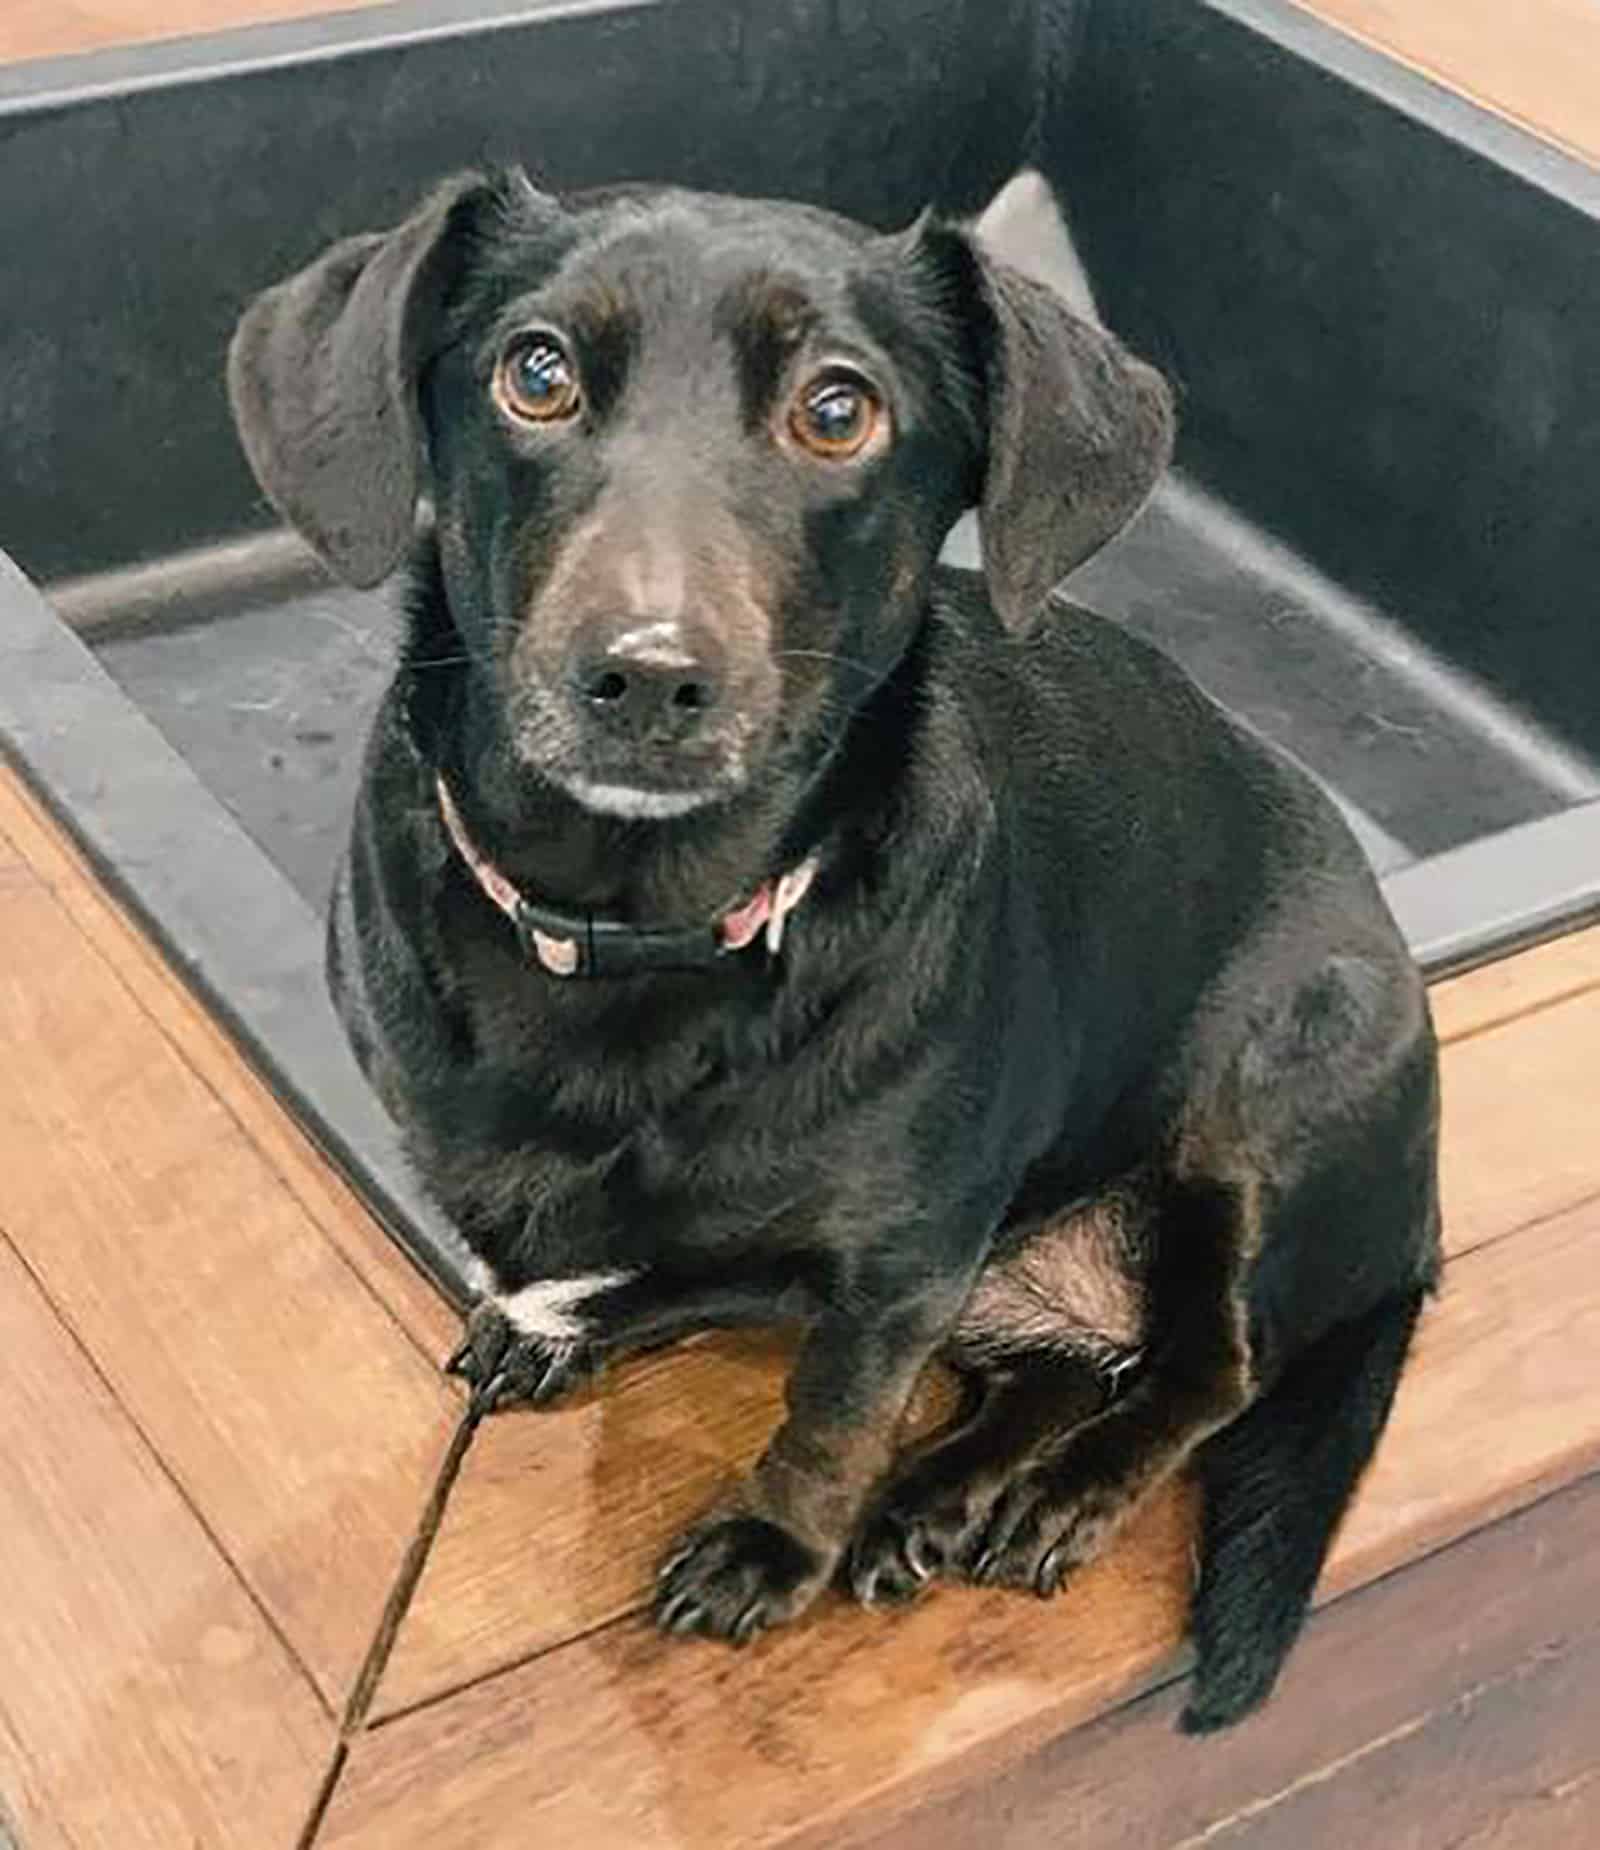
[436, 776, 817, 979]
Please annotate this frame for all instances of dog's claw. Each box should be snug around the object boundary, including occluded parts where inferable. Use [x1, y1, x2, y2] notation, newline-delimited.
[847, 1497, 968, 1610]
[656, 1540, 699, 1585]
[657, 1591, 701, 1636]
[470, 1369, 519, 1419]
[854, 1527, 934, 1608]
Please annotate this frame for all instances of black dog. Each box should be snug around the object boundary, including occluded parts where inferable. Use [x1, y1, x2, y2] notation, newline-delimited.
[229, 167, 1439, 1731]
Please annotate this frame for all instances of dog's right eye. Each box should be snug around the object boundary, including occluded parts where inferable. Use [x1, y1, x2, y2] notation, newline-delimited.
[494, 335, 582, 424]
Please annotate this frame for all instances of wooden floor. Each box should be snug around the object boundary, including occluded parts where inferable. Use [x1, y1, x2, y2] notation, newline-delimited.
[2, 754, 1600, 1848]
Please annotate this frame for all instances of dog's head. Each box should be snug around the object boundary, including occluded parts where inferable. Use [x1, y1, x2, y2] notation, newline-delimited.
[229, 168, 1171, 822]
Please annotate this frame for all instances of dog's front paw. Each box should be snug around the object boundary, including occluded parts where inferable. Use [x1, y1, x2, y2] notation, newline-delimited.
[654, 1515, 829, 1646]
[445, 1301, 595, 1413]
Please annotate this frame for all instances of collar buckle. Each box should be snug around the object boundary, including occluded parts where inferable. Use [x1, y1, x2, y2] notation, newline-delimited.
[513, 902, 726, 980]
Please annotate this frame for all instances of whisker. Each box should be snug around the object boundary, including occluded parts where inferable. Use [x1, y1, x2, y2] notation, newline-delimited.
[407, 651, 487, 672]
[774, 648, 882, 680]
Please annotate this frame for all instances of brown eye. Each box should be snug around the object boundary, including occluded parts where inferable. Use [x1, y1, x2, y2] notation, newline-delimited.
[495, 334, 581, 423]
[788, 373, 883, 459]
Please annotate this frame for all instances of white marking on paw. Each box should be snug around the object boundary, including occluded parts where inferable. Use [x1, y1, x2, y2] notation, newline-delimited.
[496, 1269, 635, 1342]
[460, 1254, 496, 1297]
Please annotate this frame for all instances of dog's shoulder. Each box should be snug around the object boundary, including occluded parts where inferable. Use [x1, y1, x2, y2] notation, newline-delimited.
[923, 566, 1227, 792]
[927, 565, 1205, 714]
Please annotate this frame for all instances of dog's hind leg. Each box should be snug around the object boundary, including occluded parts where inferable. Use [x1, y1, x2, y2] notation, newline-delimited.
[849, 1175, 1248, 1605]
[847, 1353, 1110, 1606]
[1181, 1283, 1426, 1733]
[955, 1177, 1257, 1596]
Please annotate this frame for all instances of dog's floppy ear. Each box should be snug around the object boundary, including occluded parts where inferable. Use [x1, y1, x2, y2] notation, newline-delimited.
[227, 171, 499, 587]
[912, 215, 1174, 629]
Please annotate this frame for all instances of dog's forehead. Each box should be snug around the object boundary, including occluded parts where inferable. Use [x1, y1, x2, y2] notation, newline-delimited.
[581, 191, 876, 272]
[511, 194, 884, 346]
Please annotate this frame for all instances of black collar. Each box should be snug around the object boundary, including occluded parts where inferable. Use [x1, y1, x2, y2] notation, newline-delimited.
[435, 776, 818, 979]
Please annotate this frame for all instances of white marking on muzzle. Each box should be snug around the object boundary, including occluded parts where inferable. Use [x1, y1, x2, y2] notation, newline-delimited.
[497, 1269, 635, 1342]
[565, 778, 718, 820]
[610, 620, 696, 670]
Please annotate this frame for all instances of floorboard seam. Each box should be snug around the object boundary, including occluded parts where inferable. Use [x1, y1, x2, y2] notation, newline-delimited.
[294, 1739, 349, 1850]
[338, 1411, 482, 1738]
[1438, 976, 1600, 1048]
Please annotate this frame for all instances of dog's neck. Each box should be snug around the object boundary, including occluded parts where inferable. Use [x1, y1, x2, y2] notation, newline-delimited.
[445, 746, 810, 927]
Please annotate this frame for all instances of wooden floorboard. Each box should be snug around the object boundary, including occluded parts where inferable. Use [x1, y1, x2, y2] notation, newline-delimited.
[0, 1237, 331, 1849]
[1430, 924, 1600, 1045]
[857, 1471, 1600, 1850]
[0, 780, 460, 1714]
[1438, 983, 1600, 1257]
[1320, 1195, 1600, 1593]
[367, 1332, 791, 1718]
[1190, 1639, 1600, 1850]
[319, 1192, 1600, 1847]
[1293, 0, 1600, 168]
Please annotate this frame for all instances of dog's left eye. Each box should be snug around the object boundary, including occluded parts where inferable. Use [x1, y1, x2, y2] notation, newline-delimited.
[789, 373, 884, 460]
[495, 334, 582, 424]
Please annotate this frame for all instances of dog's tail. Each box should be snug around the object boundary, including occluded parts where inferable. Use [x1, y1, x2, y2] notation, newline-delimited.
[1182, 1285, 1427, 1733]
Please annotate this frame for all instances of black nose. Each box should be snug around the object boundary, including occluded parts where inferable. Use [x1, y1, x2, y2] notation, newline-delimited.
[568, 632, 723, 744]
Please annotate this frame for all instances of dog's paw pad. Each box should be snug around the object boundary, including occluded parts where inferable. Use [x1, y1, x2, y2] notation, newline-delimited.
[445, 1302, 593, 1413]
[654, 1516, 826, 1644]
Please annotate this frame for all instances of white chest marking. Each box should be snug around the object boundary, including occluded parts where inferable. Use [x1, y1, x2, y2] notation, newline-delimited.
[496, 1269, 635, 1342]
